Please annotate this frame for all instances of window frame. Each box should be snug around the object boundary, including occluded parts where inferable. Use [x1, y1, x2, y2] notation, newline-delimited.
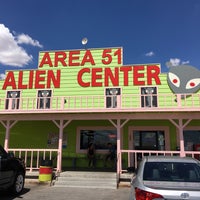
[36, 89, 52, 109]
[76, 126, 117, 154]
[183, 127, 200, 151]
[5, 90, 21, 110]
[128, 126, 170, 151]
[140, 86, 158, 107]
[105, 87, 121, 108]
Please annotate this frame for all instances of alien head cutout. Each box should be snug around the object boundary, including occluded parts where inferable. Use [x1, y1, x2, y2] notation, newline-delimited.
[167, 65, 200, 94]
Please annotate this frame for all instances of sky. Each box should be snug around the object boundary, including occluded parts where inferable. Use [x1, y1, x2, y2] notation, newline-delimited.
[0, 0, 200, 79]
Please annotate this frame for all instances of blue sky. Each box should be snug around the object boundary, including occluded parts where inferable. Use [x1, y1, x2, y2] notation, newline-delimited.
[0, 0, 200, 78]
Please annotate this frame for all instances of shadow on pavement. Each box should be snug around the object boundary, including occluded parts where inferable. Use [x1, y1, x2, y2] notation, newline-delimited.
[0, 187, 30, 200]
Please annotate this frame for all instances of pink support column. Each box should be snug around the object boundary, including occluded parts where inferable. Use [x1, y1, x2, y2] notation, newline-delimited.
[116, 119, 121, 175]
[57, 120, 63, 172]
[1, 120, 17, 152]
[178, 119, 185, 157]
[4, 126, 10, 151]
[108, 119, 122, 176]
[170, 118, 191, 157]
[109, 118, 129, 177]
[53, 120, 71, 173]
[176, 94, 182, 107]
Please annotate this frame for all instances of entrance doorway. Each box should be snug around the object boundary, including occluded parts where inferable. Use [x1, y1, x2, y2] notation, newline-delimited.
[128, 127, 169, 167]
[133, 130, 165, 150]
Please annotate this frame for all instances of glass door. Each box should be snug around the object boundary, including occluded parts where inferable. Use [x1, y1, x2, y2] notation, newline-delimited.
[134, 131, 165, 150]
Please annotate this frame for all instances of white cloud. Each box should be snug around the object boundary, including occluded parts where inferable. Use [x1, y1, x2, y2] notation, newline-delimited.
[145, 51, 155, 57]
[169, 58, 181, 67]
[0, 73, 6, 80]
[182, 60, 190, 65]
[0, 24, 42, 67]
[165, 58, 190, 68]
[16, 33, 43, 48]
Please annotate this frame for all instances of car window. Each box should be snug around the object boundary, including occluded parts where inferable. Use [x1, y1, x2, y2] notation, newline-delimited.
[143, 162, 200, 182]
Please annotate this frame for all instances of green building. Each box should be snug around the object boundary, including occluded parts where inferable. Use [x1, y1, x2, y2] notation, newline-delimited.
[0, 47, 199, 177]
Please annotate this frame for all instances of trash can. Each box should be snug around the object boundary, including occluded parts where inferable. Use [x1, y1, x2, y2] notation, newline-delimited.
[39, 159, 53, 182]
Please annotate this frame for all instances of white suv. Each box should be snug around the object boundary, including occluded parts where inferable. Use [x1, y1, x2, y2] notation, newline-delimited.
[130, 156, 200, 200]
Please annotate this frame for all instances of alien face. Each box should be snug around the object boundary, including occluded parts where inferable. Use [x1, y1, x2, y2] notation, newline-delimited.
[167, 65, 200, 94]
[10, 91, 18, 98]
[144, 87, 154, 94]
[41, 90, 49, 97]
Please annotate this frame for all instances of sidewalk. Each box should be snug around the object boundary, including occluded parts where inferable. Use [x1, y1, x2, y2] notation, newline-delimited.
[1, 181, 131, 200]
[24, 184, 131, 200]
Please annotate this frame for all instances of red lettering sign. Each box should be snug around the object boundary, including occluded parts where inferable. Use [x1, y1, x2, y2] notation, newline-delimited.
[54, 52, 67, 67]
[102, 48, 122, 65]
[114, 48, 122, 64]
[133, 66, 145, 85]
[81, 50, 95, 66]
[39, 50, 96, 68]
[77, 65, 161, 88]
[147, 65, 161, 85]
[28, 70, 34, 89]
[120, 66, 132, 86]
[18, 71, 27, 89]
[47, 70, 61, 88]
[91, 68, 102, 87]
[2, 70, 61, 90]
[2, 71, 17, 89]
[35, 70, 46, 89]
[104, 68, 119, 86]
[39, 52, 53, 68]
[3, 47, 161, 90]
[102, 49, 112, 65]
[69, 51, 80, 66]
[77, 68, 90, 87]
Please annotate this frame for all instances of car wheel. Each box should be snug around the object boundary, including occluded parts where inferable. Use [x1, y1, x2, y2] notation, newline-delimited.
[11, 171, 25, 195]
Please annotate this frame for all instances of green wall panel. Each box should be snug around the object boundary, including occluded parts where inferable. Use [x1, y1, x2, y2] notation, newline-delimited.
[9, 121, 58, 148]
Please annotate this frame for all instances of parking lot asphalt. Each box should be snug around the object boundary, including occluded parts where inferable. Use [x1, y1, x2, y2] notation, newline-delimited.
[1, 183, 130, 200]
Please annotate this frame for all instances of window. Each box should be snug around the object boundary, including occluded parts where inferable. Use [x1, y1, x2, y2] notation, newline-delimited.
[5, 91, 20, 110]
[37, 90, 52, 109]
[134, 131, 165, 150]
[141, 87, 157, 107]
[144, 162, 200, 182]
[105, 88, 121, 108]
[184, 130, 200, 151]
[79, 129, 117, 150]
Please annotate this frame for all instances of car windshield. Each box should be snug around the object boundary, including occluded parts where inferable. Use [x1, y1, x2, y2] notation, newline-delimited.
[143, 162, 200, 182]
